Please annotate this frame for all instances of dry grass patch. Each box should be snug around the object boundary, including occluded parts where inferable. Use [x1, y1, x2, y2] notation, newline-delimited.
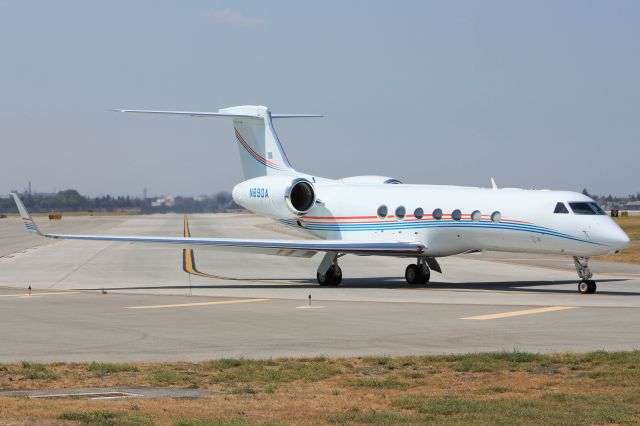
[600, 216, 640, 263]
[0, 352, 639, 425]
[600, 241, 640, 263]
[615, 215, 640, 240]
[87, 362, 140, 374]
[58, 409, 151, 426]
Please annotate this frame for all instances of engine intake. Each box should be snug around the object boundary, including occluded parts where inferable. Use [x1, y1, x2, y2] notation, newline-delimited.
[232, 175, 317, 219]
[286, 178, 316, 214]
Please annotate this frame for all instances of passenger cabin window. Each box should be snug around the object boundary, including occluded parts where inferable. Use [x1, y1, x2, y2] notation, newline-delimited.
[554, 202, 569, 214]
[377, 205, 388, 219]
[395, 206, 406, 220]
[451, 209, 462, 221]
[432, 208, 443, 220]
[569, 202, 606, 215]
[414, 208, 424, 219]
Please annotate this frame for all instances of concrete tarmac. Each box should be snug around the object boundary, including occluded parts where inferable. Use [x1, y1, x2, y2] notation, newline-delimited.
[0, 213, 639, 361]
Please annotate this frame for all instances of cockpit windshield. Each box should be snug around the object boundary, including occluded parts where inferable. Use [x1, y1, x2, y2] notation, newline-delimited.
[569, 202, 606, 215]
[554, 202, 569, 214]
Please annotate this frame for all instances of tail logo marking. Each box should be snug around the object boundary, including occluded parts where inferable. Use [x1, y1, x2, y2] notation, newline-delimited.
[235, 129, 286, 171]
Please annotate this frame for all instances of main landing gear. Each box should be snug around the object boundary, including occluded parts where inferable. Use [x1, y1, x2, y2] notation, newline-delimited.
[316, 252, 342, 286]
[405, 258, 441, 285]
[315, 254, 442, 286]
[405, 258, 430, 284]
[574, 256, 596, 294]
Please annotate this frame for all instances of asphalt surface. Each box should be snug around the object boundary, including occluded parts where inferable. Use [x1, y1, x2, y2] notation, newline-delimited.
[0, 213, 639, 362]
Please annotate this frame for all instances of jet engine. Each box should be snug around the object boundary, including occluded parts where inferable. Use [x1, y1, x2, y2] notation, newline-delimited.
[232, 175, 316, 219]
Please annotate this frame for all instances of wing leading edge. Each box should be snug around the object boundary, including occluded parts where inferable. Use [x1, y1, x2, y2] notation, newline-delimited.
[9, 193, 424, 257]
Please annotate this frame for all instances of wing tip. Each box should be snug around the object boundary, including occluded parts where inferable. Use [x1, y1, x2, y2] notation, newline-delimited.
[10, 192, 42, 236]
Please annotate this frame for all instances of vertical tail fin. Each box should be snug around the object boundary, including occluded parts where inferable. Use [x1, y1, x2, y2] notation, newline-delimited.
[220, 106, 294, 179]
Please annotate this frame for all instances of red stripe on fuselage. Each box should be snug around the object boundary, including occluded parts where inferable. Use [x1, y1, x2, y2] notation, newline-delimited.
[235, 129, 283, 170]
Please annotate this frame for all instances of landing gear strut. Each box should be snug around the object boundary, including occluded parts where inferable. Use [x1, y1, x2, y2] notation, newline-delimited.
[317, 252, 342, 286]
[405, 258, 430, 284]
[574, 256, 596, 294]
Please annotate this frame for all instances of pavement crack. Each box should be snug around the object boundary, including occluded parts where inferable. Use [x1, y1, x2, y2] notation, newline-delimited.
[49, 243, 116, 289]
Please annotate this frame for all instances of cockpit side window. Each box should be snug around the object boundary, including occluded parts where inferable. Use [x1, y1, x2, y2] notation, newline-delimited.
[569, 202, 605, 215]
[588, 202, 606, 215]
[554, 202, 569, 214]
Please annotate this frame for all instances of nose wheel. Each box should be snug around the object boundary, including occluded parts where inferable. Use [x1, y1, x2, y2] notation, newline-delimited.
[574, 256, 597, 294]
[405, 259, 430, 284]
[578, 279, 597, 294]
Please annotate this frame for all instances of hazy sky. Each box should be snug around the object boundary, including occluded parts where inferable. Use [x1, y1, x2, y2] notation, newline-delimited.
[1, 1, 639, 197]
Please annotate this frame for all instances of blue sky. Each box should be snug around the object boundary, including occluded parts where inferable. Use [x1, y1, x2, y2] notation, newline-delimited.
[1, 1, 639, 196]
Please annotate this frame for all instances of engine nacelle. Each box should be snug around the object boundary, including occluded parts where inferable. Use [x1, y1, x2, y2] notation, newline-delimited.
[340, 175, 403, 184]
[232, 175, 316, 219]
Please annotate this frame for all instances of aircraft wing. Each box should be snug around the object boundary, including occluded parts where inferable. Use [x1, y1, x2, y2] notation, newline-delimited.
[10, 193, 424, 258]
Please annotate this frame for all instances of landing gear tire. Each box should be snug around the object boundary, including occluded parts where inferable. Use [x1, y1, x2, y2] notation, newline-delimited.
[422, 267, 431, 284]
[405, 264, 429, 284]
[317, 265, 342, 286]
[578, 279, 597, 294]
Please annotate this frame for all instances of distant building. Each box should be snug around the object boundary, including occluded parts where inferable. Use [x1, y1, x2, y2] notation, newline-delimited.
[624, 201, 640, 210]
[151, 196, 175, 207]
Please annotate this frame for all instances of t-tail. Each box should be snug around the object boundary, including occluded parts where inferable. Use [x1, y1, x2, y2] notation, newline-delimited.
[115, 105, 321, 180]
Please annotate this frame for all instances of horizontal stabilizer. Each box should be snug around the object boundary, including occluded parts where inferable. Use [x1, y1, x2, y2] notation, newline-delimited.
[113, 109, 322, 119]
[113, 110, 260, 119]
[270, 114, 323, 119]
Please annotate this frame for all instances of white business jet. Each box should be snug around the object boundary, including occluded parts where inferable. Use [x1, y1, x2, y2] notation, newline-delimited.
[11, 105, 630, 294]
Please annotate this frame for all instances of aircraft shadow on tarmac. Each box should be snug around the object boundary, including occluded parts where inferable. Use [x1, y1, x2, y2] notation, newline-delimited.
[75, 277, 639, 296]
[117, 243, 636, 295]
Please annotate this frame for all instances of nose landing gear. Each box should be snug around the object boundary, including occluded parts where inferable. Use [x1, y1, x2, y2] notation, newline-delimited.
[578, 279, 597, 294]
[574, 256, 596, 294]
[405, 258, 431, 284]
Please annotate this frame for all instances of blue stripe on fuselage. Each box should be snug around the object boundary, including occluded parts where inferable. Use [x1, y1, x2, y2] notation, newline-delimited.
[278, 219, 605, 246]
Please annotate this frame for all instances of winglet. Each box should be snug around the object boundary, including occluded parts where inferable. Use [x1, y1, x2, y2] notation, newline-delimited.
[10, 193, 42, 235]
[490, 177, 498, 191]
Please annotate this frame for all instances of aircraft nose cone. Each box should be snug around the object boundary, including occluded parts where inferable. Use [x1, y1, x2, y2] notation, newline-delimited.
[610, 226, 631, 251]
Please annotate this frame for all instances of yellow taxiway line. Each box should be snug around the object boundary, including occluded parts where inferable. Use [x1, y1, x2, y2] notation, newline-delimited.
[126, 298, 270, 310]
[461, 306, 577, 320]
[181, 215, 304, 285]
